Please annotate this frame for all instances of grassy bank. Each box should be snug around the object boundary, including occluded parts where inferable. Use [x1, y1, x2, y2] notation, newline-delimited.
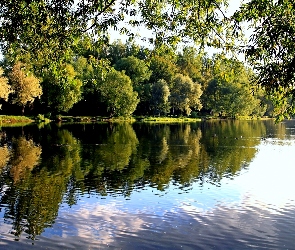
[40, 115, 201, 123]
[55, 115, 137, 123]
[0, 114, 272, 126]
[0, 115, 34, 124]
[203, 115, 273, 121]
[137, 117, 202, 122]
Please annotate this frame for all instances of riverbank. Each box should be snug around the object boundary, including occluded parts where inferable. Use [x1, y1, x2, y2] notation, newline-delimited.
[0, 115, 34, 126]
[0, 114, 274, 126]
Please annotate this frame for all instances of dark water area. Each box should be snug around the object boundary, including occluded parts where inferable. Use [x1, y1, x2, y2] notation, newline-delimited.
[0, 120, 294, 249]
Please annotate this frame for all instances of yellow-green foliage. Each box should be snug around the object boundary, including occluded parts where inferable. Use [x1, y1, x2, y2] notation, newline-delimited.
[10, 137, 42, 183]
[0, 67, 13, 102]
[9, 62, 42, 107]
[0, 145, 10, 170]
[0, 115, 34, 125]
[141, 117, 201, 123]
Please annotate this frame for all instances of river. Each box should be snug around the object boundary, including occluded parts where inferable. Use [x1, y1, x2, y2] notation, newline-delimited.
[0, 120, 294, 249]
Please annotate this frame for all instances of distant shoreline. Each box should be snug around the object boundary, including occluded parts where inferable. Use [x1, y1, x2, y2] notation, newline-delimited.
[0, 115, 274, 126]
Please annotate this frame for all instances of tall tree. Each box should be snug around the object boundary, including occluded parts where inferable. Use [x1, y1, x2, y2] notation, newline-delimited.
[149, 55, 178, 86]
[150, 79, 170, 116]
[42, 64, 82, 113]
[9, 62, 42, 114]
[233, 0, 295, 119]
[101, 41, 147, 64]
[99, 69, 139, 117]
[202, 55, 265, 117]
[0, 67, 13, 105]
[115, 56, 151, 88]
[177, 47, 206, 84]
[115, 56, 151, 114]
[170, 74, 203, 116]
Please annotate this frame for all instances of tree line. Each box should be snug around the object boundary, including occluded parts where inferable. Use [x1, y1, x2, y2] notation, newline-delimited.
[1, 1, 295, 119]
[0, 39, 272, 118]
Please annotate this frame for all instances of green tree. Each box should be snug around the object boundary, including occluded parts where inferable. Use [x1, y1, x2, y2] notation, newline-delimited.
[204, 78, 261, 117]
[115, 56, 151, 88]
[102, 40, 129, 64]
[72, 56, 112, 115]
[9, 62, 42, 114]
[149, 55, 178, 86]
[202, 55, 265, 118]
[170, 74, 203, 116]
[177, 47, 207, 84]
[115, 55, 151, 115]
[150, 79, 170, 115]
[0, 1, 230, 60]
[99, 69, 139, 117]
[73, 56, 111, 96]
[233, 0, 295, 119]
[100, 40, 147, 64]
[42, 64, 82, 113]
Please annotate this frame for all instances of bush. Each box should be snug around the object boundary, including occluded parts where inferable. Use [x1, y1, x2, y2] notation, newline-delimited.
[55, 114, 62, 121]
[45, 112, 52, 119]
[36, 114, 45, 121]
[36, 114, 51, 123]
[190, 111, 199, 118]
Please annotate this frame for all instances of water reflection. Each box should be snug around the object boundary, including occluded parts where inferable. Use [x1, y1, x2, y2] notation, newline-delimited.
[199, 120, 267, 182]
[0, 120, 294, 248]
[0, 147, 9, 171]
[138, 124, 203, 189]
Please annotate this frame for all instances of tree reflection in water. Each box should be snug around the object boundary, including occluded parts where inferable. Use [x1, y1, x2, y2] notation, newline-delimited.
[0, 120, 279, 241]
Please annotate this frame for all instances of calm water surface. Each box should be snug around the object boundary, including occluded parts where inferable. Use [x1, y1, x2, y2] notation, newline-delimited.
[0, 120, 294, 249]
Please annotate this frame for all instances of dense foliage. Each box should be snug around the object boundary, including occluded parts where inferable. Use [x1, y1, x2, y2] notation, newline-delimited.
[233, 0, 295, 119]
[8, 62, 42, 114]
[0, 67, 12, 104]
[0, 39, 268, 117]
[1, 37, 266, 117]
[1, 0, 293, 118]
[0, 1, 231, 57]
